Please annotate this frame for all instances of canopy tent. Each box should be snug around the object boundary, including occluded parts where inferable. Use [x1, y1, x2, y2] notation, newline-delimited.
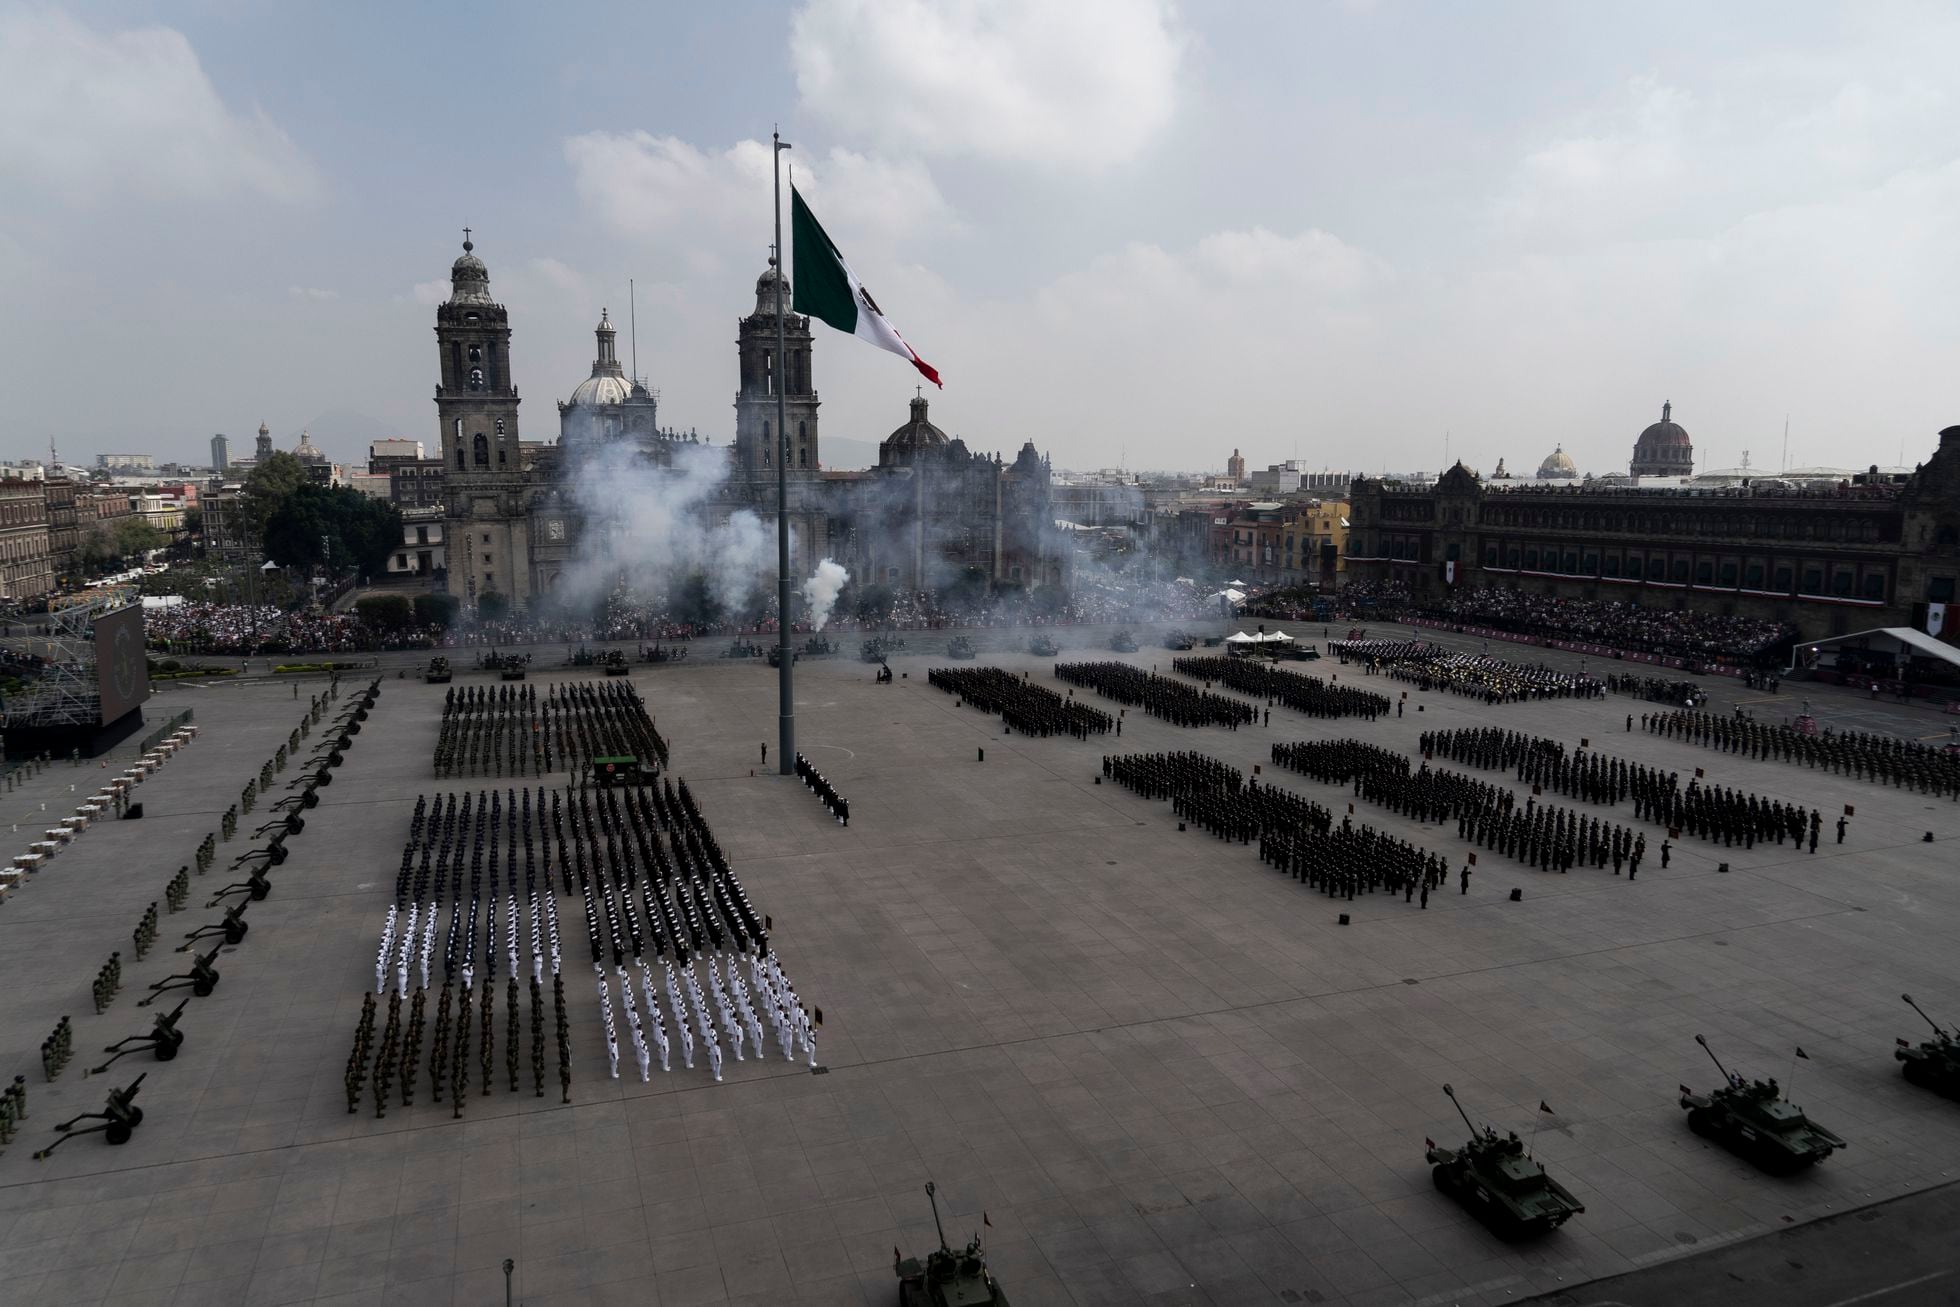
[1213, 588, 1247, 605]
[1224, 631, 1259, 645]
[1799, 626, 1960, 674]
[1265, 630, 1295, 643]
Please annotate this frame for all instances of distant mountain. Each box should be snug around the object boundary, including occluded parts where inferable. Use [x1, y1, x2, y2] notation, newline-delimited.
[819, 437, 880, 471]
[292, 408, 399, 463]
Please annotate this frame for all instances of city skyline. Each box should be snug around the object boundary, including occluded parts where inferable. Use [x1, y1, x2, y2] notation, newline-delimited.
[4, 3, 1957, 478]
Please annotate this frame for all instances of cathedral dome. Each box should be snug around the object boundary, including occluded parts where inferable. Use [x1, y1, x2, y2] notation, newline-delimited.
[880, 395, 949, 466]
[753, 266, 791, 315]
[568, 373, 632, 408]
[1537, 445, 1578, 478]
[1631, 400, 1694, 476]
[449, 235, 492, 305]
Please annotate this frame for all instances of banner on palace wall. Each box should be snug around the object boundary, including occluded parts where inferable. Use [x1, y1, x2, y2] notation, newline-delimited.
[1929, 602, 1947, 637]
[1444, 560, 1456, 585]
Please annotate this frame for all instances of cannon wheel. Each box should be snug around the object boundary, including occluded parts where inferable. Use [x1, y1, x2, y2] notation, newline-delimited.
[155, 1040, 180, 1062]
[193, 974, 218, 997]
[106, 1121, 133, 1145]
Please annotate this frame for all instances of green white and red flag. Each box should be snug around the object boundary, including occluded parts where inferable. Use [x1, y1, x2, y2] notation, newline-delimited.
[790, 185, 940, 387]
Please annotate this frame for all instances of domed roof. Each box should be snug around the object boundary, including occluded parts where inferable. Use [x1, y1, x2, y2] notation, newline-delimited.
[753, 266, 791, 315]
[568, 373, 633, 408]
[293, 429, 326, 463]
[880, 395, 949, 465]
[1635, 400, 1692, 451]
[1537, 445, 1578, 478]
[449, 234, 492, 305]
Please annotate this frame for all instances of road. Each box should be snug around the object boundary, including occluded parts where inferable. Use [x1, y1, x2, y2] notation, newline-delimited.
[1525, 1180, 1960, 1307]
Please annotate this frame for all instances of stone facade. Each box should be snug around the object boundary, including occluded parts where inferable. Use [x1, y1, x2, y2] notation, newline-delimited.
[1345, 425, 1960, 641]
[0, 479, 54, 602]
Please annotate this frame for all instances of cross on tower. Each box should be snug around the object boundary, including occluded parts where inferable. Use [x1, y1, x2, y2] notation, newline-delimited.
[462, 226, 473, 251]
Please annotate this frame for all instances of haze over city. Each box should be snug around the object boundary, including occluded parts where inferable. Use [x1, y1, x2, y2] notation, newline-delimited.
[5, 1, 1958, 475]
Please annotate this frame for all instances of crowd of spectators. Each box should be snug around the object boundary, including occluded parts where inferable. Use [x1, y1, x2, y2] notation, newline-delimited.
[1415, 590, 1795, 663]
[144, 603, 381, 655]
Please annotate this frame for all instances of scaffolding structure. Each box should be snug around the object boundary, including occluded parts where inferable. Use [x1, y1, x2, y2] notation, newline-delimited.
[1, 591, 135, 729]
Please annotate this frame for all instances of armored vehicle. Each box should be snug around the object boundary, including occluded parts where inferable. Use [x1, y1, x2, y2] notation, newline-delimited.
[1680, 1034, 1847, 1172]
[724, 638, 763, 659]
[802, 636, 835, 658]
[1027, 634, 1060, 657]
[766, 644, 798, 668]
[895, 1182, 1008, 1307]
[601, 649, 629, 676]
[567, 645, 598, 667]
[947, 636, 977, 660]
[1424, 1084, 1584, 1238]
[1110, 630, 1139, 653]
[1896, 993, 1960, 1098]
[497, 654, 527, 681]
[640, 643, 687, 664]
[1163, 629, 1195, 650]
[424, 656, 452, 684]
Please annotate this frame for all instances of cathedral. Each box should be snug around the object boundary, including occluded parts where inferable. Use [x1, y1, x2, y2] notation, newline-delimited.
[435, 238, 1062, 614]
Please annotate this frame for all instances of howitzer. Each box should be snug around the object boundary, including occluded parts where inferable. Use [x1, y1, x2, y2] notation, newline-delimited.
[178, 901, 250, 950]
[92, 1001, 188, 1073]
[34, 1073, 146, 1157]
[1897, 993, 1960, 1098]
[142, 946, 222, 1003]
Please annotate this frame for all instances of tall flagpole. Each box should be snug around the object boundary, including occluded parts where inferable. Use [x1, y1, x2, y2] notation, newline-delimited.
[773, 129, 795, 775]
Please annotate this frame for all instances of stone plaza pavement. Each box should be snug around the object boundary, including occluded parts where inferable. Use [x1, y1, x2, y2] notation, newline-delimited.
[2, 636, 1958, 1307]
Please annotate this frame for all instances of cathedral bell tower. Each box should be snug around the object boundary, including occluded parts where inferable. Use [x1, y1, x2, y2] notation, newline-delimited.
[435, 232, 520, 476]
[734, 267, 819, 481]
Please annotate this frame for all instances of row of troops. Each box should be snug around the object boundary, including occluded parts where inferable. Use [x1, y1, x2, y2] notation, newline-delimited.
[434, 680, 672, 780]
[1170, 655, 1392, 721]
[1645, 710, 1960, 796]
[928, 666, 1114, 739]
[1338, 646, 1606, 704]
[793, 753, 850, 825]
[1058, 662, 1257, 730]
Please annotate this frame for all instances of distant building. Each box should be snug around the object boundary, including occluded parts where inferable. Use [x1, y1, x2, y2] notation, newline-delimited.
[43, 478, 79, 581]
[210, 434, 229, 473]
[1630, 400, 1694, 477]
[389, 459, 446, 510]
[385, 505, 445, 577]
[0, 460, 46, 482]
[1537, 446, 1579, 479]
[0, 479, 54, 601]
[368, 439, 424, 471]
[255, 422, 273, 461]
[95, 453, 156, 473]
[200, 485, 254, 561]
[1225, 449, 1246, 484]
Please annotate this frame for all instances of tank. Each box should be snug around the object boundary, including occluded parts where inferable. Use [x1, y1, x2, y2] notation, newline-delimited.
[1027, 635, 1059, 657]
[895, 1182, 1008, 1307]
[1110, 630, 1138, 653]
[1424, 1084, 1584, 1239]
[498, 655, 526, 681]
[1163, 629, 1195, 650]
[724, 638, 762, 659]
[947, 636, 977, 660]
[602, 649, 629, 676]
[568, 645, 598, 667]
[1896, 993, 1960, 1098]
[1679, 1034, 1847, 1173]
[424, 656, 452, 684]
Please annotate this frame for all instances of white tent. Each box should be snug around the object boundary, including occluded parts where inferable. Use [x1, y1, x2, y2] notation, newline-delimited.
[1224, 631, 1259, 644]
[1214, 588, 1247, 605]
[1265, 630, 1294, 643]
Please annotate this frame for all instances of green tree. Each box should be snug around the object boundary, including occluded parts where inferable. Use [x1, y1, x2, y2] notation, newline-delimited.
[262, 485, 403, 576]
[354, 594, 415, 631]
[414, 592, 460, 629]
[240, 451, 310, 540]
[111, 516, 166, 558]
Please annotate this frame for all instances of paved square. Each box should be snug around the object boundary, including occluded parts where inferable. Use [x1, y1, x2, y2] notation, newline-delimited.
[4, 629, 1959, 1307]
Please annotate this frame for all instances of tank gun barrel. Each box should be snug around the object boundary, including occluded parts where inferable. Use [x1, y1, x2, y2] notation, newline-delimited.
[1441, 1083, 1479, 1137]
[1902, 994, 1949, 1039]
[925, 1181, 948, 1252]
[1694, 1033, 1733, 1082]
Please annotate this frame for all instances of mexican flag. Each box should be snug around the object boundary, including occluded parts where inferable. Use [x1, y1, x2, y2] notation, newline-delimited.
[791, 186, 941, 387]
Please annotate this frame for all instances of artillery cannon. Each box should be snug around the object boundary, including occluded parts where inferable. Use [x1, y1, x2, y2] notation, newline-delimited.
[34, 1074, 146, 1157]
[895, 1182, 1008, 1307]
[1424, 1084, 1584, 1238]
[1680, 1034, 1847, 1172]
[93, 1000, 188, 1073]
[1896, 994, 1960, 1099]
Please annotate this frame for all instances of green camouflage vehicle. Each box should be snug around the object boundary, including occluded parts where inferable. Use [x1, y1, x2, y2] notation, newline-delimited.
[1425, 1084, 1584, 1239]
[424, 656, 452, 684]
[1896, 994, 1960, 1098]
[1109, 631, 1138, 652]
[1163, 629, 1195, 650]
[1680, 1034, 1847, 1173]
[1027, 634, 1059, 657]
[895, 1183, 1008, 1307]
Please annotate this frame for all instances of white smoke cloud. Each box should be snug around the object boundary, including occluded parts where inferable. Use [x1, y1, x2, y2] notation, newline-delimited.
[801, 559, 850, 630]
[557, 436, 776, 616]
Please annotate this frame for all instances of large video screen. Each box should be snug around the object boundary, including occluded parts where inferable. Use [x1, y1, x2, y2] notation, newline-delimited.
[93, 604, 149, 725]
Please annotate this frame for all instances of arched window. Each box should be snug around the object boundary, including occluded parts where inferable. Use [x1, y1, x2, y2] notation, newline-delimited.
[473, 433, 489, 466]
[799, 447, 808, 467]
[468, 345, 482, 364]
[797, 421, 806, 442]
[455, 443, 465, 470]
[469, 368, 484, 391]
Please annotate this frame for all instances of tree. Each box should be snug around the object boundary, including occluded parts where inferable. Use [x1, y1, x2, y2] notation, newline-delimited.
[354, 594, 414, 631]
[111, 516, 165, 558]
[414, 592, 460, 629]
[239, 451, 310, 540]
[262, 485, 403, 576]
[476, 591, 508, 622]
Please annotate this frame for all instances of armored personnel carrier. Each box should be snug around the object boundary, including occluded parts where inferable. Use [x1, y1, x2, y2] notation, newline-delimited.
[1163, 629, 1195, 650]
[1424, 1084, 1584, 1239]
[1896, 993, 1960, 1098]
[1027, 634, 1060, 657]
[1680, 1034, 1847, 1172]
[1109, 630, 1139, 652]
[601, 649, 629, 676]
[497, 654, 527, 681]
[947, 635, 977, 660]
[424, 656, 452, 684]
[895, 1182, 1008, 1307]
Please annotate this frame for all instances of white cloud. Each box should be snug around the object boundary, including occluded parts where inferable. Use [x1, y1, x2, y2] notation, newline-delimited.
[563, 132, 949, 277]
[791, 0, 1182, 168]
[288, 285, 339, 301]
[411, 279, 450, 306]
[0, 9, 319, 206]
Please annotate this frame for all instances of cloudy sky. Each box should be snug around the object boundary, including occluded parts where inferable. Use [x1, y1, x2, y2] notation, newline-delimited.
[3, 1, 1957, 476]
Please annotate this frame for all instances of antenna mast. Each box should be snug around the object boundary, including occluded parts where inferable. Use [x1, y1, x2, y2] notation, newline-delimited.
[629, 279, 639, 387]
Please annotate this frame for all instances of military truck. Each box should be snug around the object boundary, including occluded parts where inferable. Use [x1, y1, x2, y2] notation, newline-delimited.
[1424, 1084, 1584, 1239]
[1680, 1034, 1847, 1173]
[895, 1182, 1008, 1307]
